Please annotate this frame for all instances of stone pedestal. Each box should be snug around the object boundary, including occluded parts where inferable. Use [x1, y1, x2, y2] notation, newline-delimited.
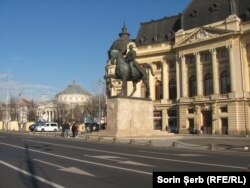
[106, 97, 162, 137]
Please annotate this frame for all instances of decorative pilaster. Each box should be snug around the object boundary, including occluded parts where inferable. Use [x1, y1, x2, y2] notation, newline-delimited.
[148, 63, 155, 100]
[162, 60, 169, 100]
[195, 105, 201, 130]
[211, 48, 219, 95]
[180, 55, 188, 97]
[212, 104, 219, 134]
[176, 56, 181, 99]
[162, 109, 168, 131]
[227, 45, 236, 93]
[241, 44, 249, 93]
[195, 52, 202, 96]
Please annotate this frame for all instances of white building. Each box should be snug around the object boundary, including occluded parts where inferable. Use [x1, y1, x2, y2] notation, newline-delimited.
[55, 80, 91, 105]
[37, 81, 92, 123]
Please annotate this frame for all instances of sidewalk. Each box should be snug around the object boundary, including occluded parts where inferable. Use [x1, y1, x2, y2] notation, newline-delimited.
[150, 134, 250, 152]
[81, 133, 250, 152]
[4, 130, 250, 153]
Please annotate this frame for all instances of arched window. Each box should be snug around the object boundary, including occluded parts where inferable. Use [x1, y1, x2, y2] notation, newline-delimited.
[220, 71, 231, 94]
[189, 76, 197, 97]
[169, 79, 177, 99]
[204, 73, 213, 96]
[155, 81, 163, 101]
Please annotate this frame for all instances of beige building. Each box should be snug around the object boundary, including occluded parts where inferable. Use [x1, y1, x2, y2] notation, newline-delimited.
[106, 0, 250, 136]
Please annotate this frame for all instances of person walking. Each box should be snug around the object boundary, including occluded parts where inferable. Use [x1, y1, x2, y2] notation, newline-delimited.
[71, 121, 78, 137]
[64, 121, 70, 138]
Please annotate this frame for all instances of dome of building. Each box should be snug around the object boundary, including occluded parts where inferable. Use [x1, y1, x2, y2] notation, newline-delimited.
[109, 23, 133, 55]
[55, 80, 91, 105]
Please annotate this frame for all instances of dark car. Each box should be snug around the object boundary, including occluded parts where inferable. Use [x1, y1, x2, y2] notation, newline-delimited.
[29, 123, 38, 131]
[29, 121, 45, 131]
[91, 123, 100, 132]
[85, 123, 100, 133]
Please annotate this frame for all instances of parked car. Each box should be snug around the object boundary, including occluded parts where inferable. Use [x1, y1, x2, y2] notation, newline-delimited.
[29, 121, 45, 131]
[34, 122, 59, 132]
[85, 122, 100, 133]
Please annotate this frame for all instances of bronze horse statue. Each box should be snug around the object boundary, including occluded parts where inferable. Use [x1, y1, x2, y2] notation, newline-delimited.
[105, 49, 154, 98]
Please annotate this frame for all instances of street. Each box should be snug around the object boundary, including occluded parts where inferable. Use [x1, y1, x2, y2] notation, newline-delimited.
[0, 132, 249, 188]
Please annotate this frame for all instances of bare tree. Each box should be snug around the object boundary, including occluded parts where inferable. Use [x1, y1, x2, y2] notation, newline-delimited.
[27, 100, 37, 122]
[9, 96, 18, 121]
[55, 102, 67, 126]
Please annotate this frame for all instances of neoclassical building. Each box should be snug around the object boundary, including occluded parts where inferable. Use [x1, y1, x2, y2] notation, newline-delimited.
[37, 80, 91, 122]
[55, 80, 91, 105]
[106, 0, 250, 136]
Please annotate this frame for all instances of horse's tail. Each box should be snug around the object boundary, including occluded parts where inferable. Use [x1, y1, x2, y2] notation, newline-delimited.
[144, 64, 155, 76]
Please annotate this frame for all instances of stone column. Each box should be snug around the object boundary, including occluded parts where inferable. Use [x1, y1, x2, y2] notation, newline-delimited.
[161, 109, 168, 131]
[49, 111, 52, 122]
[162, 60, 169, 100]
[195, 52, 202, 96]
[149, 63, 155, 100]
[227, 45, 236, 93]
[212, 104, 219, 134]
[242, 44, 249, 93]
[211, 49, 219, 95]
[195, 106, 201, 130]
[180, 55, 187, 97]
[176, 57, 181, 99]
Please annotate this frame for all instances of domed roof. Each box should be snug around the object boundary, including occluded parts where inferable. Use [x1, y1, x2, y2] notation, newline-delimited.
[57, 80, 90, 96]
[109, 23, 133, 55]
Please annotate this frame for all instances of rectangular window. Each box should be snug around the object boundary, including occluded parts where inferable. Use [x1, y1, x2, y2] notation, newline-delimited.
[188, 109, 194, 114]
[156, 63, 161, 70]
[217, 48, 228, 59]
[220, 106, 228, 113]
[187, 56, 195, 64]
[204, 53, 211, 61]
[169, 62, 175, 69]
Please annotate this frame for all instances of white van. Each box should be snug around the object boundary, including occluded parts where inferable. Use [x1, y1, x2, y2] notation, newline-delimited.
[34, 122, 59, 132]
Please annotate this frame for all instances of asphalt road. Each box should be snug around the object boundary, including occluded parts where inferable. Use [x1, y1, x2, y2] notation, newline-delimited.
[0, 132, 249, 188]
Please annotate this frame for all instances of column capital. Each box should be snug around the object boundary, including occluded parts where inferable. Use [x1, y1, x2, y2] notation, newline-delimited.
[161, 58, 171, 65]
[209, 48, 217, 54]
[241, 43, 247, 48]
[161, 59, 167, 64]
[226, 44, 232, 49]
[162, 60, 169, 70]
[193, 51, 200, 56]
[195, 105, 200, 112]
[176, 54, 185, 61]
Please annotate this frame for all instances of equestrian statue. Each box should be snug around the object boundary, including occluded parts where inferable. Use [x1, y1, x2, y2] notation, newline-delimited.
[105, 45, 154, 99]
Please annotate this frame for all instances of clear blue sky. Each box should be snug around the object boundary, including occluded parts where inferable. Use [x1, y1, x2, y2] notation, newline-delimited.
[0, 0, 191, 102]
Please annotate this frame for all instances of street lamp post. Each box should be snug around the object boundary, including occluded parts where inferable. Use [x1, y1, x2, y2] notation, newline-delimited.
[0, 73, 9, 130]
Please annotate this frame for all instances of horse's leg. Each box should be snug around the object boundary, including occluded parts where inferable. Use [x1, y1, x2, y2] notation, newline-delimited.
[143, 76, 150, 99]
[129, 81, 137, 97]
[122, 77, 127, 97]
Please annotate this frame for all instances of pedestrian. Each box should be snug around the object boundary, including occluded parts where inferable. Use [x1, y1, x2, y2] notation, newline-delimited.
[71, 121, 78, 137]
[64, 121, 70, 138]
[61, 123, 65, 136]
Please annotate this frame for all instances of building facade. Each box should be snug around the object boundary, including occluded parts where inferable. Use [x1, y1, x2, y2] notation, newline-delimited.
[106, 0, 250, 136]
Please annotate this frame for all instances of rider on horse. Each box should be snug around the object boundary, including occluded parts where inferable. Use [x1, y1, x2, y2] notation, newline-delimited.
[125, 45, 144, 77]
